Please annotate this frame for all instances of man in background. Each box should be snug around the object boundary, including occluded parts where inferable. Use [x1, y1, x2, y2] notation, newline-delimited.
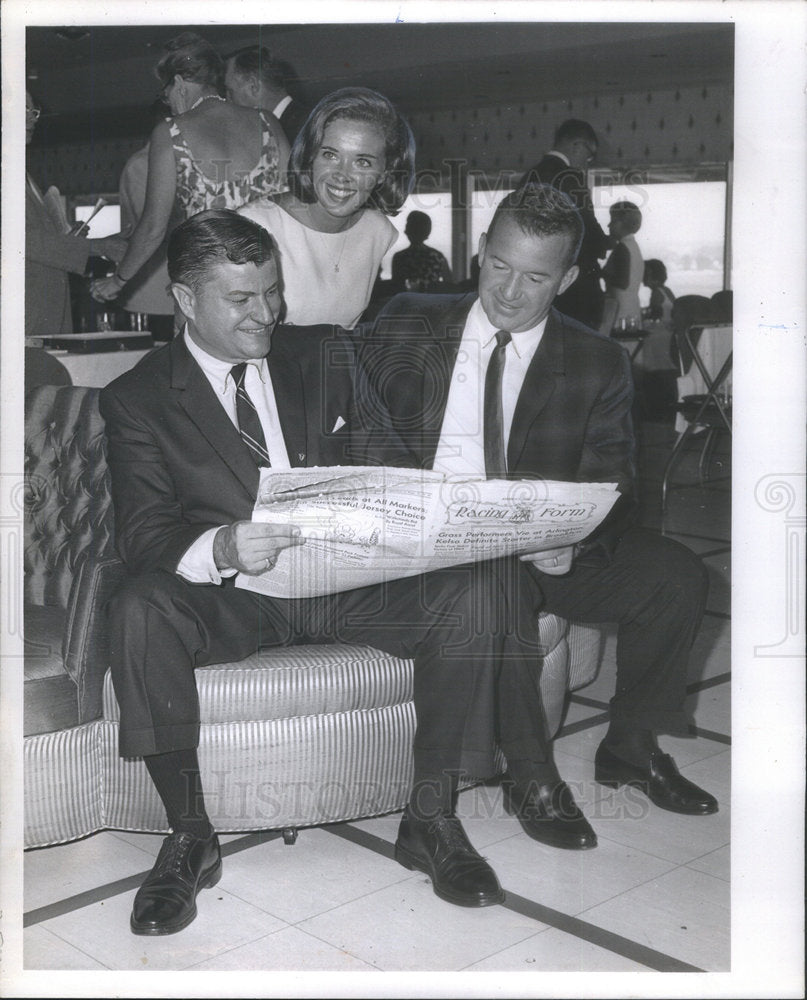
[519, 119, 611, 329]
[25, 90, 126, 338]
[224, 46, 309, 144]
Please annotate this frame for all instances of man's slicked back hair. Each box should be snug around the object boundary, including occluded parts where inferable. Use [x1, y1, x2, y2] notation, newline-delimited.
[167, 209, 276, 290]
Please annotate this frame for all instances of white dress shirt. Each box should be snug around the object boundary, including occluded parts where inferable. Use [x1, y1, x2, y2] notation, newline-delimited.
[546, 149, 571, 166]
[433, 299, 548, 477]
[176, 330, 290, 584]
[273, 94, 293, 118]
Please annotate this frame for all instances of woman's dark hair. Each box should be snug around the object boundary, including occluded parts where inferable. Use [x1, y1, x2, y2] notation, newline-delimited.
[609, 200, 643, 235]
[288, 87, 415, 216]
[155, 32, 224, 91]
[643, 258, 668, 285]
[167, 210, 275, 290]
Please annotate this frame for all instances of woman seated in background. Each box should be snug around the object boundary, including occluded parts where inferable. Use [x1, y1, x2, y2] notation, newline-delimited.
[92, 31, 289, 304]
[239, 87, 415, 329]
[639, 258, 677, 370]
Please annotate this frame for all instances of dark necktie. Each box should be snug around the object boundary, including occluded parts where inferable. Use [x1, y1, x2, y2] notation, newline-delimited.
[230, 363, 271, 467]
[483, 330, 512, 478]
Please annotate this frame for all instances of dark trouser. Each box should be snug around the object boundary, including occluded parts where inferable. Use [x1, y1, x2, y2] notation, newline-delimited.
[528, 527, 709, 735]
[107, 559, 551, 779]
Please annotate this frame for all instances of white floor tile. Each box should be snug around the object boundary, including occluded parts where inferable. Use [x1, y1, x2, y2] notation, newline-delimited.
[581, 865, 730, 971]
[464, 925, 648, 971]
[34, 883, 287, 971]
[346, 809, 404, 844]
[24, 924, 109, 970]
[24, 832, 159, 912]
[593, 780, 729, 866]
[219, 827, 413, 923]
[187, 925, 379, 971]
[297, 880, 544, 971]
[687, 844, 730, 882]
[486, 835, 677, 915]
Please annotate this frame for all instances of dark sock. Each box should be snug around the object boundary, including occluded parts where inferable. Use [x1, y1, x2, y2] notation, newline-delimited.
[505, 757, 561, 790]
[144, 748, 213, 839]
[408, 769, 459, 821]
[603, 726, 659, 765]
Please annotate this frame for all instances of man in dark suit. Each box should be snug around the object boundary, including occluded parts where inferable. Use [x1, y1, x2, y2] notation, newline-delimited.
[518, 119, 612, 329]
[25, 90, 126, 337]
[224, 46, 309, 144]
[358, 184, 718, 853]
[100, 209, 583, 935]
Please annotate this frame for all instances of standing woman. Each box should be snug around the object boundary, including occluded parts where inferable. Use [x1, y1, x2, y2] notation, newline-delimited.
[239, 87, 415, 329]
[92, 32, 290, 303]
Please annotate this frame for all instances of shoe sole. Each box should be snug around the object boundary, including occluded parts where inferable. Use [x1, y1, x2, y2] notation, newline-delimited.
[594, 764, 719, 815]
[394, 843, 504, 907]
[501, 794, 598, 850]
[130, 859, 223, 935]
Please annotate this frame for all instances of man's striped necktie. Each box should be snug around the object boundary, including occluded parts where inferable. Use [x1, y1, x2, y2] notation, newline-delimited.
[230, 363, 271, 467]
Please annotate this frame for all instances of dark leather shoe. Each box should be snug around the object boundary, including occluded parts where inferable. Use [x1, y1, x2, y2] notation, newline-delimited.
[394, 809, 504, 907]
[501, 773, 598, 850]
[131, 831, 222, 935]
[595, 742, 719, 815]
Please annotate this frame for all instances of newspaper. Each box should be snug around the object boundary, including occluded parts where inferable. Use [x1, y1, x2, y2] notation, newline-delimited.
[235, 466, 620, 599]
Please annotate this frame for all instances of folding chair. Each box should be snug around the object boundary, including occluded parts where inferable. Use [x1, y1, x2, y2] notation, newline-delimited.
[662, 323, 732, 511]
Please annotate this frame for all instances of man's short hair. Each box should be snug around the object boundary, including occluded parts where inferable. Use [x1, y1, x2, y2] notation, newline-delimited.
[554, 118, 598, 149]
[167, 210, 276, 290]
[610, 200, 643, 235]
[489, 184, 585, 267]
[288, 87, 415, 216]
[226, 45, 286, 90]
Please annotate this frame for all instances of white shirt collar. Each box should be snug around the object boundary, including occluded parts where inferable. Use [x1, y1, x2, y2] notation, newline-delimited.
[470, 298, 549, 359]
[273, 94, 292, 117]
[183, 327, 267, 393]
[547, 149, 571, 167]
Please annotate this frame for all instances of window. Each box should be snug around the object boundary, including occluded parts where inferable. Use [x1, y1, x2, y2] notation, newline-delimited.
[71, 196, 121, 238]
[591, 166, 728, 304]
[379, 191, 453, 280]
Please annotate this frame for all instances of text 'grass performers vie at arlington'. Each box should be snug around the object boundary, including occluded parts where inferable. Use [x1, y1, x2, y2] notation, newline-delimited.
[236, 465, 619, 599]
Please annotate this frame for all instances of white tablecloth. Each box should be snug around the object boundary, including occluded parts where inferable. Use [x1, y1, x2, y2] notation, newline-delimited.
[46, 348, 153, 387]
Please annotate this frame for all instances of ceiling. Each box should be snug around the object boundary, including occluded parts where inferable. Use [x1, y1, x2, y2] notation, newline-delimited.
[26, 20, 734, 130]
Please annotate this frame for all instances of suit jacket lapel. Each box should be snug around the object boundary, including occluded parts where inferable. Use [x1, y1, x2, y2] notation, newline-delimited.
[507, 309, 566, 472]
[169, 336, 262, 500]
[267, 349, 308, 467]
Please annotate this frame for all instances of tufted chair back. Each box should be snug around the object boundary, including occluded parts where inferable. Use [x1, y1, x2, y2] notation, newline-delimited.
[25, 386, 115, 610]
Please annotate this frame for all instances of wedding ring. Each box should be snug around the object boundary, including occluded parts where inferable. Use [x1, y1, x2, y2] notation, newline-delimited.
[552, 556, 558, 567]
[265, 557, 273, 570]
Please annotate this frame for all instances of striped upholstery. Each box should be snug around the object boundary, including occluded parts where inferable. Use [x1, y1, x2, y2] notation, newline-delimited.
[24, 725, 104, 848]
[103, 644, 414, 724]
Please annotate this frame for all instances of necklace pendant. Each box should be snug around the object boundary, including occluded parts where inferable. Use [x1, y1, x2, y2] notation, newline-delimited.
[334, 263, 340, 273]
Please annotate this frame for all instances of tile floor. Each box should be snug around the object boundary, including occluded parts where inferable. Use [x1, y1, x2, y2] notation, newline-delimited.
[22, 419, 733, 979]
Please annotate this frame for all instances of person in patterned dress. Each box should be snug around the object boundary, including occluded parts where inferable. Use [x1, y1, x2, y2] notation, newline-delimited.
[92, 32, 289, 304]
